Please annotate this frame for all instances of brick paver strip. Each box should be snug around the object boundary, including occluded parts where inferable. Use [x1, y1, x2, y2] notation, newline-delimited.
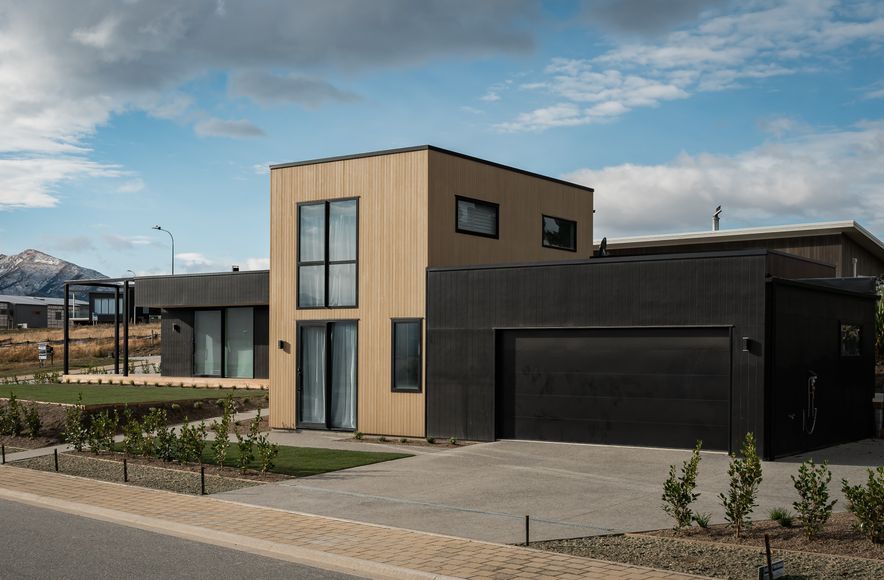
[0, 466, 704, 579]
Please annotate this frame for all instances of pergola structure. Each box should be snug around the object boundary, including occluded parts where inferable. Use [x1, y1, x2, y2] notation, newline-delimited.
[63, 277, 133, 376]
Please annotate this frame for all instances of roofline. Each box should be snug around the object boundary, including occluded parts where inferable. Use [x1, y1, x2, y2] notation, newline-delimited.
[133, 269, 269, 282]
[269, 145, 595, 194]
[595, 220, 884, 258]
[427, 248, 773, 273]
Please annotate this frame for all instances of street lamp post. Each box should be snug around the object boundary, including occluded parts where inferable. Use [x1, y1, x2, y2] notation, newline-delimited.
[151, 225, 175, 275]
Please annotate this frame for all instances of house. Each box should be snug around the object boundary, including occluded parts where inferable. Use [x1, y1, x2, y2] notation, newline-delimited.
[0, 295, 86, 329]
[89, 288, 158, 324]
[268, 145, 594, 435]
[594, 221, 884, 277]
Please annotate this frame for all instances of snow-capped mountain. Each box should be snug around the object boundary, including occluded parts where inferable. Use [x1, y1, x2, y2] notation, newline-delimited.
[0, 249, 106, 298]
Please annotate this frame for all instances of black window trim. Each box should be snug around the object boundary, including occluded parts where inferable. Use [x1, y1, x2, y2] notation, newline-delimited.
[541, 214, 578, 252]
[455, 195, 499, 239]
[297, 197, 359, 310]
[391, 317, 423, 393]
[296, 318, 359, 432]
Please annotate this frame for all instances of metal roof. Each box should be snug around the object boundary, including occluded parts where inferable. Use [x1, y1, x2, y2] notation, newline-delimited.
[595, 220, 884, 259]
[0, 295, 86, 306]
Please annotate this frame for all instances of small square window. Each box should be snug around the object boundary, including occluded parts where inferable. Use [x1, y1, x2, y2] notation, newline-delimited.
[542, 215, 577, 252]
[456, 196, 498, 238]
[840, 323, 861, 357]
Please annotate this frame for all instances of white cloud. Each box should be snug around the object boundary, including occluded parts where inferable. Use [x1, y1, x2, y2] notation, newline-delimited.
[501, 0, 884, 131]
[0, 157, 125, 211]
[228, 71, 359, 107]
[566, 121, 884, 237]
[104, 234, 157, 251]
[480, 91, 501, 102]
[244, 257, 270, 270]
[194, 117, 265, 138]
[115, 178, 145, 193]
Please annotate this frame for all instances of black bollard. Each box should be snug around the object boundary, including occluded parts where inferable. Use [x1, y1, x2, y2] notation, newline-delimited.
[2, 444, 5, 465]
[123, 457, 128, 483]
[200, 465, 206, 496]
[54, 448, 59, 472]
[525, 515, 530, 546]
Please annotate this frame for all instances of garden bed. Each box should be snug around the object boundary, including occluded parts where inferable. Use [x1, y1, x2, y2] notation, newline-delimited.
[532, 531, 884, 579]
[344, 434, 478, 448]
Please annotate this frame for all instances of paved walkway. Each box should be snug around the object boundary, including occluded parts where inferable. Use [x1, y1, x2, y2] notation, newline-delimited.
[0, 466, 701, 579]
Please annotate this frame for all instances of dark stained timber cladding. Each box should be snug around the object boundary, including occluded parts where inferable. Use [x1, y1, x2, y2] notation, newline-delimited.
[136, 271, 269, 308]
[767, 280, 876, 458]
[426, 252, 771, 449]
[253, 306, 270, 379]
[160, 309, 194, 377]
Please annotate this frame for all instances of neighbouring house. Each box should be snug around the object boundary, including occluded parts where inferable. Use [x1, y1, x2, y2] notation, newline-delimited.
[0, 294, 86, 329]
[268, 145, 594, 436]
[89, 288, 158, 324]
[135, 270, 269, 380]
[594, 221, 884, 277]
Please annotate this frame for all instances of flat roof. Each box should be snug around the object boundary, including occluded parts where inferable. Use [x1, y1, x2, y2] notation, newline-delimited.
[269, 145, 595, 194]
[0, 295, 85, 306]
[594, 220, 884, 258]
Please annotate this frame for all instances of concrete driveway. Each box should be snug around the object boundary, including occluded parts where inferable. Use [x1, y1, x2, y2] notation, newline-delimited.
[218, 433, 883, 544]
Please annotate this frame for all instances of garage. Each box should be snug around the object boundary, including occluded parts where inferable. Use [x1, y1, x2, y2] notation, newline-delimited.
[496, 327, 732, 450]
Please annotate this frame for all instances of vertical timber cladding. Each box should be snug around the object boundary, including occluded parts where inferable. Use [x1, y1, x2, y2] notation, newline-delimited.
[427, 251, 771, 450]
[269, 150, 429, 436]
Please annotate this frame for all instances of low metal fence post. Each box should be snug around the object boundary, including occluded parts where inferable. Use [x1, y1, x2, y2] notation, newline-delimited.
[1, 444, 5, 465]
[54, 448, 59, 472]
[123, 457, 128, 483]
[525, 515, 530, 546]
[200, 465, 206, 496]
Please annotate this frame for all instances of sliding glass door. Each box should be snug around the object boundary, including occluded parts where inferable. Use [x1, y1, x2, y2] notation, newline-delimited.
[298, 321, 357, 430]
[225, 307, 254, 378]
[194, 310, 222, 377]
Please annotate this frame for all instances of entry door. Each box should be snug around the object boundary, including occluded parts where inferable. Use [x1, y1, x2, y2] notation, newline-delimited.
[194, 310, 222, 377]
[298, 321, 357, 430]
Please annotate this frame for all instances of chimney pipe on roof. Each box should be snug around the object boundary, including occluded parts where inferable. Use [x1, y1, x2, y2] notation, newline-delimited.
[232, 265, 239, 272]
[712, 206, 722, 231]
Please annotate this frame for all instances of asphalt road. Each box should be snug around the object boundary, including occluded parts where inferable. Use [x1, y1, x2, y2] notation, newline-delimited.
[0, 499, 360, 580]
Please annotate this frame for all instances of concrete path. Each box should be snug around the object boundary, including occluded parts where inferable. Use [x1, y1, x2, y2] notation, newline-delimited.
[0, 465, 700, 579]
[219, 436, 884, 544]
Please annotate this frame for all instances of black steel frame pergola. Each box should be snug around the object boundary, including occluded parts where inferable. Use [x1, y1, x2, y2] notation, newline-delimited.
[63, 277, 133, 376]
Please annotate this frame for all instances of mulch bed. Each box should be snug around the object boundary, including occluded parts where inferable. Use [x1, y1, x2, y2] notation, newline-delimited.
[12, 451, 285, 495]
[344, 436, 478, 448]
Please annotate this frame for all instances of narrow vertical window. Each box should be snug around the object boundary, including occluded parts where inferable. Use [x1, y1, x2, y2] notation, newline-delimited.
[297, 199, 358, 308]
[392, 319, 422, 392]
[542, 215, 577, 251]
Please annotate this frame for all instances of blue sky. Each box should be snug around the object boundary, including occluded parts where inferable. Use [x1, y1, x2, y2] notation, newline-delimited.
[1, 0, 883, 276]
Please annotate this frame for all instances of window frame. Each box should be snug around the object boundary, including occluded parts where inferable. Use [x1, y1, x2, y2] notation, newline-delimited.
[390, 318, 423, 393]
[297, 197, 359, 310]
[541, 214, 578, 252]
[455, 195, 499, 239]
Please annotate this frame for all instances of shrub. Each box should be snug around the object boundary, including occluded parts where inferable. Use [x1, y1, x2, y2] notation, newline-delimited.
[87, 410, 118, 454]
[842, 466, 884, 544]
[24, 403, 41, 438]
[235, 432, 254, 473]
[693, 512, 711, 528]
[426, 436, 435, 444]
[662, 440, 703, 529]
[399, 437, 407, 444]
[792, 459, 836, 539]
[378, 436, 387, 442]
[448, 437, 457, 445]
[719, 432, 763, 538]
[154, 422, 178, 462]
[178, 420, 208, 464]
[121, 408, 143, 457]
[255, 434, 278, 474]
[0, 394, 23, 436]
[210, 396, 235, 468]
[63, 393, 88, 451]
[354, 431, 364, 440]
[770, 507, 794, 528]
[141, 408, 168, 458]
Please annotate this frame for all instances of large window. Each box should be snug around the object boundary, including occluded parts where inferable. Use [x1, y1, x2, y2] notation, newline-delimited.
[391, 319, 422, 392]
[93, 296, 121, 315]
[298, 199, 358, 308]
[456, 196, 498, 238]
[542, 215, 577, 252]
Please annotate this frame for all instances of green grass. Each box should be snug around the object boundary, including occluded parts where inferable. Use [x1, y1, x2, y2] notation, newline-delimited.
[0, 384, 260, 405]
[203, 445, 412, 477]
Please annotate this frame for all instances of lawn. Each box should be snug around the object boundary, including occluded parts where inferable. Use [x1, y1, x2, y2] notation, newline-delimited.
[0, 383, 259, 405]
[203, 445, 412, 477]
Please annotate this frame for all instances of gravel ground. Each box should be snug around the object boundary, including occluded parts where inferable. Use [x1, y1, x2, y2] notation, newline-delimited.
[532, 534, 884, 579]
[2, 445, 26, 454]
[12, 453, 260, 495]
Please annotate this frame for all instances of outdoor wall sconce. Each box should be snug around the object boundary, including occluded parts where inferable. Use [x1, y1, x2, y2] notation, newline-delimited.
[278, 340, 287, 350]
[173, 323, 180, 332]
[741, 337, 751, 352]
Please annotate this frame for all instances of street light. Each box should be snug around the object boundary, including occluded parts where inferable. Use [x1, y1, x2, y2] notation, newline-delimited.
[151, 225, 175, 275]
[126, 269, 136, 277]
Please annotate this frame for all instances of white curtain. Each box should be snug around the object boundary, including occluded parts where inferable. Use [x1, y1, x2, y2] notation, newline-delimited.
[224, 307, 254, 379]
[299, 204, 325, 261]
[330, 321, 357, 429]
[301, 326, 326, 424]
[328, 200, 356, 261]
[194, 310, 222, 377]
[298, 265, 325, 307]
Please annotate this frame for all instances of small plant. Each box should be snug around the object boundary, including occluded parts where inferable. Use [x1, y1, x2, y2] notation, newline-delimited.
[63, 393, 88, 452]
[24, 403, 41, 438]
[662, 440, 703, 529]
[210, 396, 235, 468]
[693, 512, 711, 528]
[193, 401, 203, 410]
[448, 437, 457, 445]
[87, 410, 119, 454]
[154, 423, 178, 462]
[0, 393, 23, 436]
[426, 436, 435, 444]
[170, 403, 181, 411]
[399, 437, 407, 444]
[354, 431, 364, 440]
[121, 408, 144, 457]
[842, 466, 884, 544]
[378, 436, 388, 442]
[792, 459, 836, 539]
[719, 432, 763, 538]
[254, 434, 278, 474]
[770, 506, 794, 528]
[178, 420, 208, 464]
[141, 407, 167, 458]
[235, 432, 254, 473]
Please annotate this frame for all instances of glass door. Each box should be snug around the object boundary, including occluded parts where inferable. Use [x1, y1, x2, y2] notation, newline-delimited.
[225, 307, 254, 378]
[194, 310, 222, 377]
[298, 321, 357, 430]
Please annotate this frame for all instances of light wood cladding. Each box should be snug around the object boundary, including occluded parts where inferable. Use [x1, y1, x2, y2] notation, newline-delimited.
[428, 149, 594, 266]
[270, 146, 594, 437]
[270, 150, 428, 436]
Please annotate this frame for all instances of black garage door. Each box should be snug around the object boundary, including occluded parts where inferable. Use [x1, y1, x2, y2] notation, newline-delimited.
[497, 327, 731, 450]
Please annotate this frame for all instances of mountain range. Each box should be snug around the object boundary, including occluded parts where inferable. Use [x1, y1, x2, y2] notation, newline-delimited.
[0, 249, 106, 298]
